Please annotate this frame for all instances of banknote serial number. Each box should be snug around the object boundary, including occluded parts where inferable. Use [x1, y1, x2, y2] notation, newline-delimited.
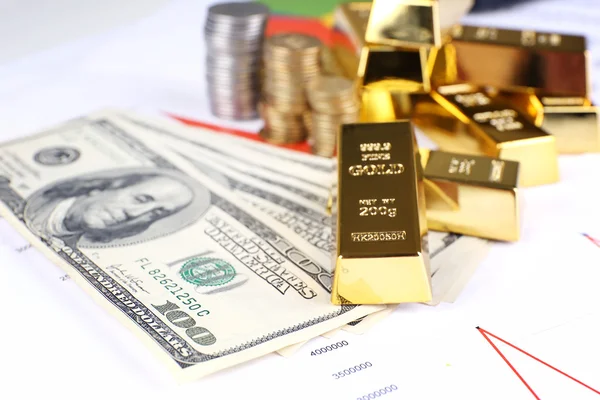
[332, 361, 373, 379]
[357, 384, 398, 400]
[351, 231, 406, 242]
[310, 340, 349, 356]
[139, 264, 210, 318]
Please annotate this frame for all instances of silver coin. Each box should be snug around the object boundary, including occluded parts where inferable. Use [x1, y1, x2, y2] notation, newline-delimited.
[207, 2, 269, 21]
[206, 67, 261, 78]
[206, 59, 261, 73]
[207, 77, 259, 86]
[209, 91, 259, 100]
[204, 27, 266, 41]
[206, 39, 263, 54]
[204, 20, 266, 35]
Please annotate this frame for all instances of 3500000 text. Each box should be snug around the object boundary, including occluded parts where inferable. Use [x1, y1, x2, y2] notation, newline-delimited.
[332, 361, 372, 379]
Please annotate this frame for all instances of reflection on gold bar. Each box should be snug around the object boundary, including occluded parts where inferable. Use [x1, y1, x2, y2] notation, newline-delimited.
[332, 2, 372, 78]
[356, 46, 430, 120]
[359, 85, 397, 122]
[414, 84, 559, 187]
[502, 93, 600, 154]
[420, 149, 521, 242]
[541, 106, 600, 154]
[357, 45, 431, 91]
[439, 25, 589, 98]
[331, 121, 431, 305]
[365, 0, 441, 49]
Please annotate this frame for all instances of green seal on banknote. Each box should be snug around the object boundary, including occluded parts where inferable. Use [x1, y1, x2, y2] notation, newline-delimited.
[180, 257, 236, 287]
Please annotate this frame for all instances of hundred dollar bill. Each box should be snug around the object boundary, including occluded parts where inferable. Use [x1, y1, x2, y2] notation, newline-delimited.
[104, 112, 491, 337]
[111, 112, 491, 300]
[109, 120, 334, 260]
[120, 112, 332, 193]
[0, 115, 382, 381]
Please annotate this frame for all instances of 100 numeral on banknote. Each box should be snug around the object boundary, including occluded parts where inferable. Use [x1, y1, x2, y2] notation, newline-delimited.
[0, 118, 381, 381]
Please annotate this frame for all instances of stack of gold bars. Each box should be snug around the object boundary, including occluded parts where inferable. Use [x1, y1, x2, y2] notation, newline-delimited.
[327, 0, 598, 305]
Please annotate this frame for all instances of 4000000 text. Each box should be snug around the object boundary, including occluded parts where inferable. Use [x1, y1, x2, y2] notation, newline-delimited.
[310, 340, 349, 356]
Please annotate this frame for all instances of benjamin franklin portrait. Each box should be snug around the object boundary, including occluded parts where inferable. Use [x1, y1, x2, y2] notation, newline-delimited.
[23, 168, 211, 247]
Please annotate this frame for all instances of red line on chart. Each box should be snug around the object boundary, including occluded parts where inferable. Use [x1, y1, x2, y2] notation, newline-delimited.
[581, 233, 600, 249]
[477, 327, 600, 398]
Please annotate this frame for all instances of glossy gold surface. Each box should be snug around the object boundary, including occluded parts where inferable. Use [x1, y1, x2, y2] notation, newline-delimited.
[414, 84, 559, 187]
[357, 45, 431, 91]
[420, 149, 521, 242]
[359, 81, 429, 121]
[331, 121, 432, 305]
[542, 106, 600, 154]
[359, 85, 397, 122]
[502, 93, 600, 154]
[365, 0, 441, 49]
[438, 25, 589, 98]
[332, 2, 372, 78]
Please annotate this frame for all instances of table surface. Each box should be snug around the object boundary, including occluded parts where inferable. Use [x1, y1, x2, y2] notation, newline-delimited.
[0, 1, 599, 399]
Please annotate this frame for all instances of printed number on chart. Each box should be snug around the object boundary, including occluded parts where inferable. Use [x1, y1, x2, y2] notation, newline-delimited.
[310, 340, 349, 356]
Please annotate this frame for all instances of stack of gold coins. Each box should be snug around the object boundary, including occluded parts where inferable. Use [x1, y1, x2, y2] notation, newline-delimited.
[259, 33, 322, 144]
[306, 75, 360, 156]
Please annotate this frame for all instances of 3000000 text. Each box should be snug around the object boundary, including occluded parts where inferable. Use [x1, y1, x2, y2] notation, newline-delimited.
[356, 384, 398, 399]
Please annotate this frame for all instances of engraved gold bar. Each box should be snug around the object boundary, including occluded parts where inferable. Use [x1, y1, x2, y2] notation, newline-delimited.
[332, 2, 434, 90]
[502, 93, 600, 154]
[415, 84, 559, 187]
[420, 149, 521, 242]
[331, 121, 432, 305]
[435, 25, 590, 98]
[356, 45, 431, 121]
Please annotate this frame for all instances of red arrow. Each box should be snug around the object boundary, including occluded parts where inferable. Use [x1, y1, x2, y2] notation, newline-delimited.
[582, 233, 600, 249]
[477, 327, 600, 399]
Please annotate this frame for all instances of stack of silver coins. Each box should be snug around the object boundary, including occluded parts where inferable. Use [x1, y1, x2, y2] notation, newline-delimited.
[204, 2, 269, 120]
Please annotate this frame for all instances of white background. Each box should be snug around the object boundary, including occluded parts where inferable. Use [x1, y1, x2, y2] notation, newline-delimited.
[1, 0, 600, 399]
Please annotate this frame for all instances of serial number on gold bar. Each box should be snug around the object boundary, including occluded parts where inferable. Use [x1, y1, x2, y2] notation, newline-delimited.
[351, 231, 407, 242]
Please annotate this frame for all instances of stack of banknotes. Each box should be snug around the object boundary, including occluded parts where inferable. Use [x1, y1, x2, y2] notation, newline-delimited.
[0, 109, 490, 381]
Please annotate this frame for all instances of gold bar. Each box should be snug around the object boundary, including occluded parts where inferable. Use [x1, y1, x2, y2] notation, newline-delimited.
[365, 0, 441, 49]
[420, 149, 521, 242]
[332, 2, 372, 78]
[331, 121, 432, 305]
[437, 25, 590, 98]
[357, 45, 431, 91]
[542, 105, 600, 154]
[502, 93, 600, 154]
[356, 45, 431, 120]
[414, 84, 559, 187]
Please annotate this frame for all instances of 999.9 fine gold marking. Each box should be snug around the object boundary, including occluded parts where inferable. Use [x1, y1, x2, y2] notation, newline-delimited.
[331, 121, 431, 305]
